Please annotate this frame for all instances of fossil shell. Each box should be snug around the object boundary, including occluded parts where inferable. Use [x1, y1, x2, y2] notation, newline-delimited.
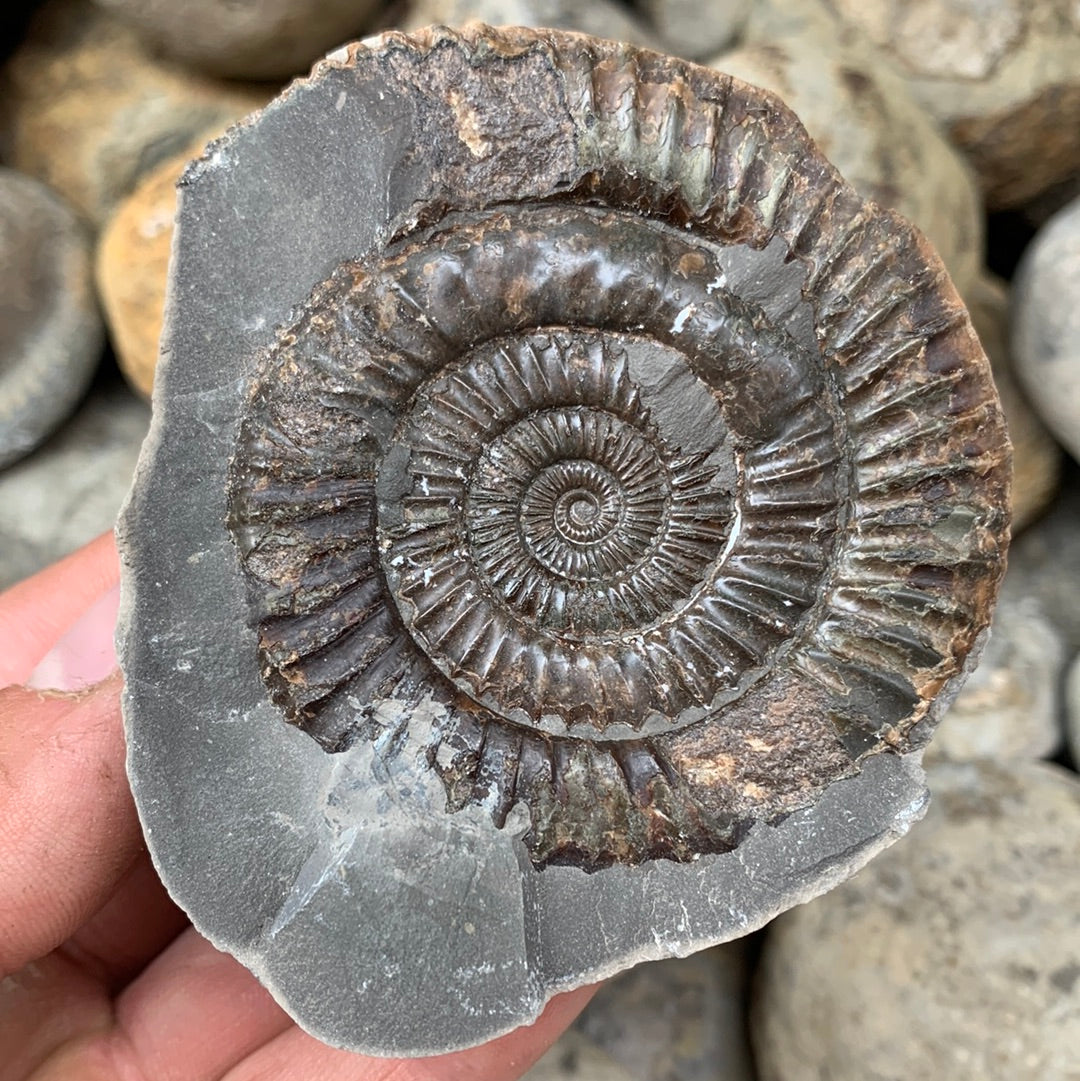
[120, 25, 1010, 1053]
[223, 31, 1009, 872]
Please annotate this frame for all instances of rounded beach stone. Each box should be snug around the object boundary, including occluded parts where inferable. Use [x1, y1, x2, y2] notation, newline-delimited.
[927, 587, 1064, 763]
[1005, 479, 1080, 652]
[640, 0, 751, 60]
[96, 144, 200, 398]
[711, 27, 983, 293]
[1013, 195, 1080, 464]
[118, 26, 1008, 1054]
[1065, 652, 1080, 765]
[0, 378, 150, 589]
[753, 759, 1080, 1081]
[398, 0, 657, 46]
[820, 0, 1080, 209]
[3, 0, 268, 227]
[965, 275, 1061, 532]
[93, 0, 383, 80]
[0, 168, 103, 470]
[528, 945, 754, 1081]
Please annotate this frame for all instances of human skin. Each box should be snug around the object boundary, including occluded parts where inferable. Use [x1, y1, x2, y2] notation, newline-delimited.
[0, 532, 594, 1080]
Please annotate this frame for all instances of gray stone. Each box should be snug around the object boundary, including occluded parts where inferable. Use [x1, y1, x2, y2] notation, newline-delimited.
[567, 946, 754, 1081]
[928, 588, 1064, 763]
[0, 168, 103, 470]
[1013, 195, 1080, 465]
[93, 0, 384, 80]
[964, 275, 1061, 534]
[0, 377, 149, 589]
[1004, 478, 1080, 652]
[1065, 652, 1080, 766]
[118, 27, 1005, 1056]
[398, 0, 657, 46]
[753, 759, 1080, 1081]
[641, 0, 750, 60]
[711, 26, 983, 293]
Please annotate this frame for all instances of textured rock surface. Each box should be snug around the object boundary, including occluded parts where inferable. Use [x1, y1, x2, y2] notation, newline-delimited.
[96, 144, 198, 398]
[398, 0, 656, 45]
[1013, 195, 1080, 463]
[753, 759, 1080, 1081]
[0, 168, 103, 469]
[928, 586, 1064, 762]
[966, 275, 1061, 532]
[3, 0, 267, 227]
[712, 27, 983, 292]
[93, 0, 383, 80]
[641, 0, 750, 60]
[820, 0, 1080, 209]
[119, 26, 1007, 1054]
[0, 377, 149, 589]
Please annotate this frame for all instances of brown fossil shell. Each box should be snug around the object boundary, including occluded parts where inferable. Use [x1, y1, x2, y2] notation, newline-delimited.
[225, 26, 1009, 872]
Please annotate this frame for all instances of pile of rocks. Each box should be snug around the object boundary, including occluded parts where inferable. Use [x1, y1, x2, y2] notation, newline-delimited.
[1, 1, 1079, 1077]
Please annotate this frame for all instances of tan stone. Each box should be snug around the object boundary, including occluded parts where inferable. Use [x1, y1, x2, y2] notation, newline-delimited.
[93, 0, 384, 81]
[639, 0, 751, 59]
[821, 0, 1080, 209]
[712, 28, 984, 292]
[96, 145, 195, 398]
[398, 0, 657, 46]
[3, 0, 269, 228]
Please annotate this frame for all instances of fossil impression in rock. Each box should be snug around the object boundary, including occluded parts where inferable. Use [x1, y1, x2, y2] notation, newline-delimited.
[119, 26, 1010, 1056]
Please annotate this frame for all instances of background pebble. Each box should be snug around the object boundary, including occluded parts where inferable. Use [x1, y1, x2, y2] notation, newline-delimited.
[1012, 194, 1080, 465]
[0, 167, 103, 469]
[2, 0, 268, 228]
[399, 0, 657, 46]
[1066, 652, 1080, 766]
[928, 587, 1064, 762]
[95, 144, 201, 398]
[753, 760, 1080, 1081]
[0, 375, 149, 589]
[818, 0, 1080, 209]
[526, 947, 754, 1081]
[640, 0, 750, 60]
[92, 0, 383, 80]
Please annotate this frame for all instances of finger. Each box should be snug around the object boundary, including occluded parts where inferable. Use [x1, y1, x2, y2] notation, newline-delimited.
[0, 949, 111, 1081]
[0, 532, 119, 687]
[0, 676, 141, 979]
[60, 849, 188, 991]
[218, 983, 599, 1081]
[106, 929, 291, 1081]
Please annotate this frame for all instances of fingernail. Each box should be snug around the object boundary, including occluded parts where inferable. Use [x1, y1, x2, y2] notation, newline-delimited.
[26, 584, 121, 692]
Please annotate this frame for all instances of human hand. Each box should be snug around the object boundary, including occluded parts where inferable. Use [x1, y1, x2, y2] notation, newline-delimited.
[0, 533, 595, 1080]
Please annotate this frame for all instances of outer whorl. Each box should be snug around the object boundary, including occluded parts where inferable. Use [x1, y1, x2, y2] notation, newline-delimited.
[120, 25, 1010, 1055]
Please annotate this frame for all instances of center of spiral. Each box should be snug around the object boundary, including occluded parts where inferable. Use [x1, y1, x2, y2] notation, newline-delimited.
[522, 460, 624, 572]
[564, 492, 598, 528]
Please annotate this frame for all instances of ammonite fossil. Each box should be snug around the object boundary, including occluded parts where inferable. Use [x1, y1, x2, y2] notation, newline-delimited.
[119, 26, 1010, 1056]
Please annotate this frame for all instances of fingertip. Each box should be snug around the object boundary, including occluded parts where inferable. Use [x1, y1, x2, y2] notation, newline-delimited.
[25, 584, 121, 693]
[0, 532, 121, 687]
